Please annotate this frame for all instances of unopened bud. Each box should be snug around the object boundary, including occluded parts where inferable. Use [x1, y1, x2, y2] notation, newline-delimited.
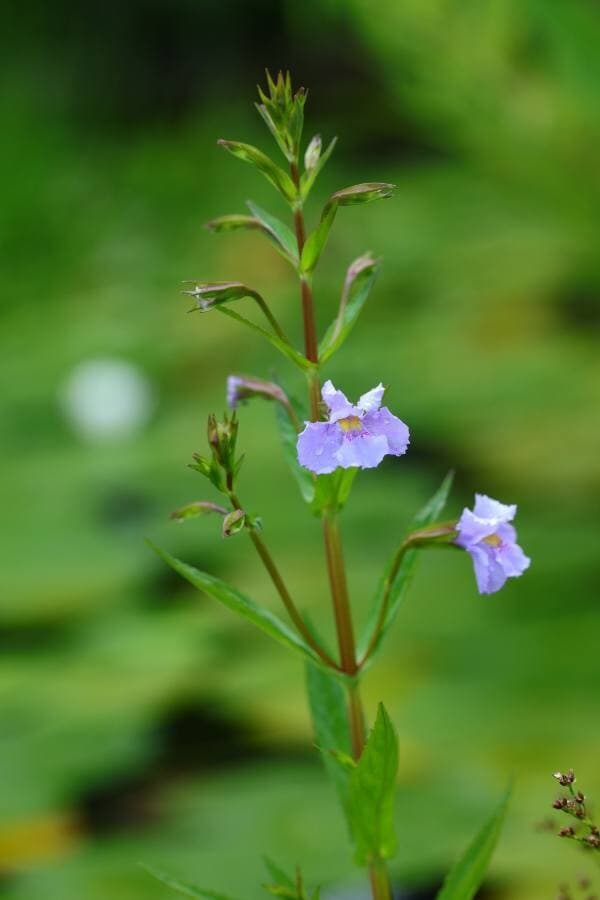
[586, 833, 600, 848]
[575, 791, 585, 804]
[328, 182, 395, 209]
[553, 797, 568, 810]
[304, 134, 322, 171]
[559, 826, 575, 837]
[182, 281, 259, 312]
[222, 508, 246, 538]
[554, 770, 576, 786]
[170, 500, 227, 522]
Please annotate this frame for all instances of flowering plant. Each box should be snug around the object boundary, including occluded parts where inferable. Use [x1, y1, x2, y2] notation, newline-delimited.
[149, 72, 530, 900]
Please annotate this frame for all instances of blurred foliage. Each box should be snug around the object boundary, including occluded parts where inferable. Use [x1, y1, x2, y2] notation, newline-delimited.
[1, 1, 600, 898]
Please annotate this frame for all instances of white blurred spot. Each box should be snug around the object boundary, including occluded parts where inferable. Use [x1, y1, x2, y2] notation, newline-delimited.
[60, 358, 154, 442]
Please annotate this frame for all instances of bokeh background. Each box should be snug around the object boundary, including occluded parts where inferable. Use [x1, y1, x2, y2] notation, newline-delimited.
[2, 1, 600, 897]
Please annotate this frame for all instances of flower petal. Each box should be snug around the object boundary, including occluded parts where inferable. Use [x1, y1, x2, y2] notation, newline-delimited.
[321, 380, 354, 422]
[500, 541, 531, 578]
[297, 421, 343, 474]
[335, 433, 388, 469]
[469, 544, 508, 594]
[357, 383, 385, 414]
[456, 508, 498, 544]
[473, 494, 516, 523]
[363, 407, 409, 455]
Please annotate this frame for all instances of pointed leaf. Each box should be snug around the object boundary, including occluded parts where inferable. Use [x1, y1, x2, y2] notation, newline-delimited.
[217, 307, 312, 371]
[435, 790, 511, 900]
[306, 662, 352, 811]
[262, 858, 295, 890]
[148, 542, 320, 665]
[246, 201, 299, 264]
[206, 211, 297, 267]
[319, 255, 381, 363]
[300, 202, 337, 274]
[143, 865, 241, 900]
[218, 140, 296, 203]
[358, 472, 454, 661]
[348, 703, 398, 866]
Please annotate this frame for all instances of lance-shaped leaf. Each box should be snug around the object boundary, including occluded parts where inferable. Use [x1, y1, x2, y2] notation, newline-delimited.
[319, 253, 381, 363]
[358, 471, 454, 662]
[205, 212, 298, 267]
[436, 789, 511, 900]
[218, 140, 296, 203]
[262, 858, 295, 891]
[301, 136, 337, 199]
[310, 468, 358, 517]
[217, 307, 312, 371]
[300, 183, 395, 273]
[348, 703, 398, 866]
[143, 865, 241, 900]
[306, 662, 352, 813]
[148, 542, 321, 665]
[170, 500, 228, 522]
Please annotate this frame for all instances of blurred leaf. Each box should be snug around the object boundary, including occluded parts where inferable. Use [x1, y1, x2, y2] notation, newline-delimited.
[348, 703, 398, 866]
[306, 662, 352, 811]
[218, 140, 296, 202]
[144, 865, 241, 900]
[435, 789, 510, 900]
[148, 542, 321, 665]
[358, 471, 454, 661]
[301, 136, 337, 199]
[319, 254, 381, 363]
[262, 858, 295, 890]
[274, 398, 315, 503]
[217, 307, 312, 370]
[246, 201, 299, 265]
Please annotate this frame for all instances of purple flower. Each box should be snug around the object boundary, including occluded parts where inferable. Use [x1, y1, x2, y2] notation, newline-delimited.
[297, 380, 409, 474]
[455, 494, 530, 594]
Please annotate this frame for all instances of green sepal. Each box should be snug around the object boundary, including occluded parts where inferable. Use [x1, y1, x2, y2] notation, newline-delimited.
[435, 789, 511, 900]
[358, 471, 454, 662]
[348, 703, 399, 866]
[148, 542, 323, 667]
[217, 307, 312, 371]
[310, 468, 358, 517]
[218, 140, 296, 203]
[206, 210, 298, 267]
[300, 136, 337, 199]
[319, 254, 381, 363]
[306, 662, 352, 814]
[246, 201, 299, 265]
[222, 508, 246, 538]
[189, 453, 226, 493]
[142, 865, 241, 900]
[170, 500, 227, 522]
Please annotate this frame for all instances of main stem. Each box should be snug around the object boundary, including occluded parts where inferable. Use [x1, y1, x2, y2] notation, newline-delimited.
[290, 159, 392, 900]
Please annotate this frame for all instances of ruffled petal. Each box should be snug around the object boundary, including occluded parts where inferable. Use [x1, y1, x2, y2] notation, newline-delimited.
[473, 494, 516, 523]
[297, 421, 343, 474]
[363, 407, 410, 456]
[335, 433, 388, 469]
[357, 383, 385, 414]
[456, 508, 498, 544]
[468, 544, 508, 594]
[500, 541, 531, 578]
[321, 380, 354, 422]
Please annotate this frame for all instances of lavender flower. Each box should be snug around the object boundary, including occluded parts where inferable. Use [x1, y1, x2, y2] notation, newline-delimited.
[455, 494, 530, 594]
[297, 380, 409, 474]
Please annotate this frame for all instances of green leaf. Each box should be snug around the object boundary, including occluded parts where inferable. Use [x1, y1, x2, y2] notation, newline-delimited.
[348, 703, 398, 866]
[319, 254, 381, 364]
[306, 662, 352, 810]
[148, 542, 320, 665]
[246, 201, 299, 264]
[301, 136, 337, 199]
[143, 865, 241, 900]
[274, 396, 315, 503]
[435, 790, 511, 900]
[218, 140, 296, 203]
[217, 307, 312, 371]
[358, 471, 454, 661]
[300, 202, 337, 274]
[262, 858, 295, 890]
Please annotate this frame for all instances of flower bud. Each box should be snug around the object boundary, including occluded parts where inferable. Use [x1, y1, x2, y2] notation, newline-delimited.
[304, 134, 322, 172]
[182, 281, 258, 312]
[170, 500, 228, 522]
[227, 374, 288, 410]
[328, 182, 395, 209]
[222, 508, 246, 538]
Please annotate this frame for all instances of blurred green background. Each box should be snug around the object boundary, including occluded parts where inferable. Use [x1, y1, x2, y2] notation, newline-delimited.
[2, 1, 600, 897]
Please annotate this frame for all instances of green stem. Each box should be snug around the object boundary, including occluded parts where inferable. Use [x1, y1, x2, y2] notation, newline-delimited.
[228, 491, 340, 671]
[290, 155, 391, 900]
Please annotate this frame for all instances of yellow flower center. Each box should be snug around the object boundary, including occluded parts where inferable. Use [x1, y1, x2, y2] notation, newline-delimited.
[483, 533, 502, 547]
[338, 415, 363, 432]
